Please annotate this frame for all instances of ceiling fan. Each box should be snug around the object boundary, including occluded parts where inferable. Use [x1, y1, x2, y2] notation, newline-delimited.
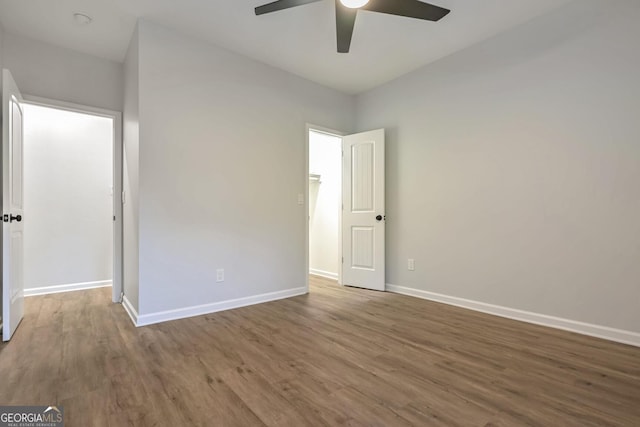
[255, 0, 451, 53]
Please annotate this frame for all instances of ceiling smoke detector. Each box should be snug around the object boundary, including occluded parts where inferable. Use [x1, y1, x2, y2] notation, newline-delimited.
[73, 13, 93, 25]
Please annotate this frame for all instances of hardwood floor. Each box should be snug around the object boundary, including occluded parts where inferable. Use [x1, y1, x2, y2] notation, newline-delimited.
[1, 275, 639, 426]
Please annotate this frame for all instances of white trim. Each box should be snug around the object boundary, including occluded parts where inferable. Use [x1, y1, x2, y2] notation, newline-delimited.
[122, 295, 138, 326]
[134, 287, 307, 327]
[310, 269, 339, 281]
[386, 284, 640, 348]
[21, 95, 118, 119]
[24, 280, 112, 297]
[305, 124, 310, 294]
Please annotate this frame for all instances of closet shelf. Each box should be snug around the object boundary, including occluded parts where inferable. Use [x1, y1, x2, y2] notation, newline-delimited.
[309, 174, 322, 183]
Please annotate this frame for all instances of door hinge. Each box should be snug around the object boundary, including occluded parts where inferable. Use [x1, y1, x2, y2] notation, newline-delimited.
[121, 191, 126, 204]
[342, 257, 344, 263]
[113, 215, 116, 222]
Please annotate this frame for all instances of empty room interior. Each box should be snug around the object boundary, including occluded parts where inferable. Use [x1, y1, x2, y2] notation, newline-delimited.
[0, 0, 639, 425]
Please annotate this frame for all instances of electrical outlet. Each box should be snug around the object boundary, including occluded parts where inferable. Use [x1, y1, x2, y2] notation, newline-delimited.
[216, 268, 224, 282]
[408, 259, 415, 271]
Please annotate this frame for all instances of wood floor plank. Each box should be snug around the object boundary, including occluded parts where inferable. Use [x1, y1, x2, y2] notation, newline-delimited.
[1, 277, 638, 426]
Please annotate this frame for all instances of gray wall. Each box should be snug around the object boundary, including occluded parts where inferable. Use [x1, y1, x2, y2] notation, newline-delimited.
[135, 21, 355, 315]
[3, 33, 122, 111]
[356, 0, 640, 333]
[123, 26, 140, 312]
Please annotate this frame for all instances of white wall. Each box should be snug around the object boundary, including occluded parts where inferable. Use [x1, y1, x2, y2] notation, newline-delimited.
[23, 104, 113, 291]
[134, 20, 355, 317]
[3, 33, 122, 111]
[309, 131, 342, 279]
[122, 26, 140, 312]
[356, 0, 640, 334]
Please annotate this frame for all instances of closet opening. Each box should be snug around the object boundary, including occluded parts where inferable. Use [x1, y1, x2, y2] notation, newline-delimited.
[307, 127, 343, 286]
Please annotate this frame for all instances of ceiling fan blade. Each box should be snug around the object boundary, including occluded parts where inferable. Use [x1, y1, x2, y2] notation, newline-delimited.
[255, 0, 323, 16]
[336, 1, 358, 53]
[361, 0, 450, 21]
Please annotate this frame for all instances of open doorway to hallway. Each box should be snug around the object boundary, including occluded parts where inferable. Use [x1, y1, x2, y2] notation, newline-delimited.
[22, 101, 116, 299]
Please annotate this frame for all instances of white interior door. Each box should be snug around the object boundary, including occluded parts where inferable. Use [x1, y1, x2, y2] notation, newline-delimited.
[342, 129, 385, 291]
[2, 69, 25, 341]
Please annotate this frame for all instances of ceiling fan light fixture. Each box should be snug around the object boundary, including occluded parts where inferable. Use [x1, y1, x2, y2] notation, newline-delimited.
[339, 0, 370, 9]
[255, 0, 451, 53]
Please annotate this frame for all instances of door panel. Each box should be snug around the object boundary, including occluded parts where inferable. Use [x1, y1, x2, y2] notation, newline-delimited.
[2, 69, 25, 341]
[11, 100, 23, 208]
[342, 129, 385, 291]
[352, 226, 374, 269]
[351, 142, 374, 211]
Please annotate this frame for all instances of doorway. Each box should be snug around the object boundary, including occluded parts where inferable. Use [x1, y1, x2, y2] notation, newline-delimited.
[21, 97, 122, 302]
[305, 125, 386, 293]
[308, 128, 343, 284]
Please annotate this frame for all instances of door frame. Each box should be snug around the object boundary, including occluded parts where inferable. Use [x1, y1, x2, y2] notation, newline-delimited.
[305, 123, 345, 292]
[21, 95, 124, 303]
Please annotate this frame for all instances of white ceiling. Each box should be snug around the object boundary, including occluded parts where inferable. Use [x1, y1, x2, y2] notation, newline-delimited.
[0, 0, 571, 94]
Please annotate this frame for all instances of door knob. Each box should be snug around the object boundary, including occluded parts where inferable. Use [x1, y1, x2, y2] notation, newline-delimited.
[10, 214, 22, 222]
[376, 215, 383, 222]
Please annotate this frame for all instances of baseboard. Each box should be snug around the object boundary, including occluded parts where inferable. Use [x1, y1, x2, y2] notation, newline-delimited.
[310, 269, 339, 281]
[24, 280, 112, 297]
[135, 287, 308, 327]
[122, 295, 139, 327]
[386, 284, 640, 348]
